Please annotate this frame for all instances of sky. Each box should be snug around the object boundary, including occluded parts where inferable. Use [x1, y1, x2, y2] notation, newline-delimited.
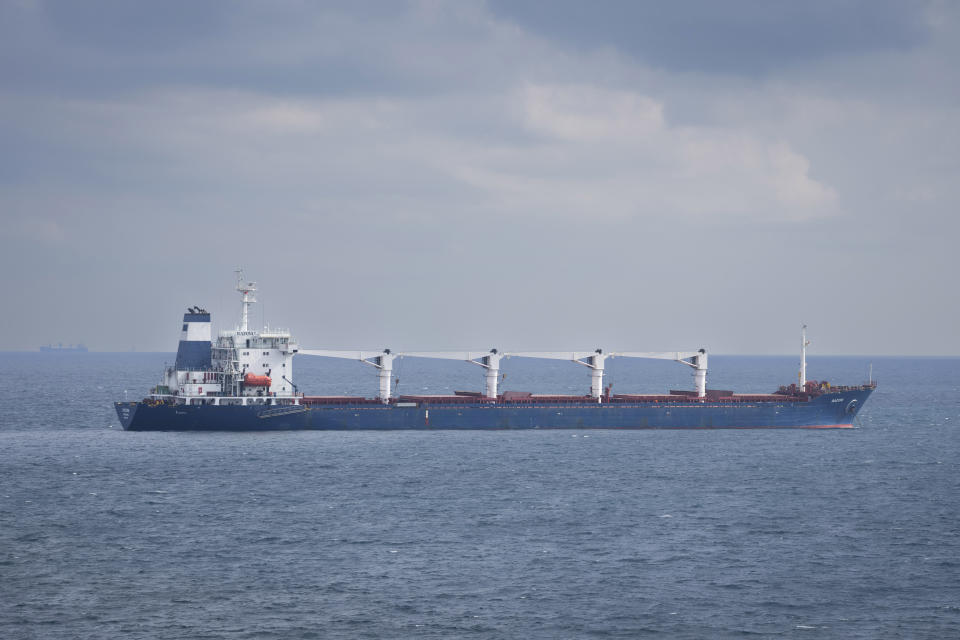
[1, 0, 958, 355]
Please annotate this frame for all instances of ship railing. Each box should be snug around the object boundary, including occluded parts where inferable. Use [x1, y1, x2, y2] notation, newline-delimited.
[146, 393, 302, 406]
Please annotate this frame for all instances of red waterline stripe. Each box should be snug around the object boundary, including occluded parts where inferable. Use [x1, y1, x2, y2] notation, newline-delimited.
[799, 424, 855, 429]
[678, 424, 855, 429]
[728, 424, 855, 429]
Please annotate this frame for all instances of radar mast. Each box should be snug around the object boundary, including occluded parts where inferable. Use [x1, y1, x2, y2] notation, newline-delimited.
[235, 268, 257, 332]
[800, 324, 809, 388]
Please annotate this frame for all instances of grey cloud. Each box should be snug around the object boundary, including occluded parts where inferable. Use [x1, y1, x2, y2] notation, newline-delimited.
[41, 0, 228, 51]
[487, 0, 933, 75]
[2, 1, 498, 98]
[0, 0, 958, 354]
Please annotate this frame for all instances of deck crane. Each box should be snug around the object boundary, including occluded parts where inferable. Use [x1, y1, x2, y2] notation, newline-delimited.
[508, 350, 708, 402]
[400, 349, 616, 401]
[401, 350, 504, 399]
[610, 350, 708, 398]
[298, 349, 397, 403]
[506, 351, 609, 402]
[299, 347, 708, 403]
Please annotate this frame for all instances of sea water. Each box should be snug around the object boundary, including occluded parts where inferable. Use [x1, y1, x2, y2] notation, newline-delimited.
[1, 353, 958, 639]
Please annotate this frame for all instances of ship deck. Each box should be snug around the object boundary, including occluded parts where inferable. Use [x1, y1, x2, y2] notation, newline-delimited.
[300, 393, 807, 406]
[299, 384, 875, 407]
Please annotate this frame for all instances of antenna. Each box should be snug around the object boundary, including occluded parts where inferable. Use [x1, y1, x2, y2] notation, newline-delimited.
[234, 267, 257, 331]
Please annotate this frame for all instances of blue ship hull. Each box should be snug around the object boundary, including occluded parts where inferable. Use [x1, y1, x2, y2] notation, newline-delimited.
[115, 388, 873, 431]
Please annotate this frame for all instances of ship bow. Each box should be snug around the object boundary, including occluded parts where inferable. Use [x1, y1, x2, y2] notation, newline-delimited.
[114, 402, 139, 430]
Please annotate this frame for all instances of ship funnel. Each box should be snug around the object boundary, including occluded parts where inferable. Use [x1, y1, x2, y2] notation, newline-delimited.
[175, 309, 212, 370]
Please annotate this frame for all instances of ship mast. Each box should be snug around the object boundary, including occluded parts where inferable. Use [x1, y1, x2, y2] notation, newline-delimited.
[235, 268, 257, 332]
[799, 324, 809, 389]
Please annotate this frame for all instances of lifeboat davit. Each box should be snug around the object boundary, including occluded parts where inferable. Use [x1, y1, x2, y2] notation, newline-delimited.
[244, 373, 272, 387]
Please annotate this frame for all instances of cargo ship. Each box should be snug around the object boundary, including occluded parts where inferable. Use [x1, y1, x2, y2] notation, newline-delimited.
[40, 343, 88, 353]
[114, 272, 875, 431]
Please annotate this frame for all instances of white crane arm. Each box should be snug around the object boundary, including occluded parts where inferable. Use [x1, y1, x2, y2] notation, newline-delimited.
[299, 349, 386, 362]
[508, 351, 598, 361]
[401, 351, 490, 361]
[611, 351, 700, 360]
[611, 351, 702, 366]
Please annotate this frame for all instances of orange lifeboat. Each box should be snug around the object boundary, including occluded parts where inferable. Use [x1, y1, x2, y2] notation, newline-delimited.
[244, 373, 272, 387]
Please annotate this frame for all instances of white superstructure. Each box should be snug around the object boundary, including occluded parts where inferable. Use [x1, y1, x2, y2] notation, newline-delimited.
[155, 270, 299, 405]
[212, 270, 299, 397]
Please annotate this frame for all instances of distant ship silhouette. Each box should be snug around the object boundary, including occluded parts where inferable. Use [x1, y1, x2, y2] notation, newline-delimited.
[39, 343, 88, 353]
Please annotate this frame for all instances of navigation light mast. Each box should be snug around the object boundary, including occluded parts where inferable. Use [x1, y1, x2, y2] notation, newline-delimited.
[800, 324, 809, 389]
[235, 268, 257, 332]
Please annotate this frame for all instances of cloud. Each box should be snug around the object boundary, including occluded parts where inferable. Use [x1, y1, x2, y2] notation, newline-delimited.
[522, 84, 666, 140]
[488, 0, 934, 75]
[0, 0, 957, 353]
[17, 217, 67, 245]
[450, 83, 837, 221]
[2, 82, 837, 232]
